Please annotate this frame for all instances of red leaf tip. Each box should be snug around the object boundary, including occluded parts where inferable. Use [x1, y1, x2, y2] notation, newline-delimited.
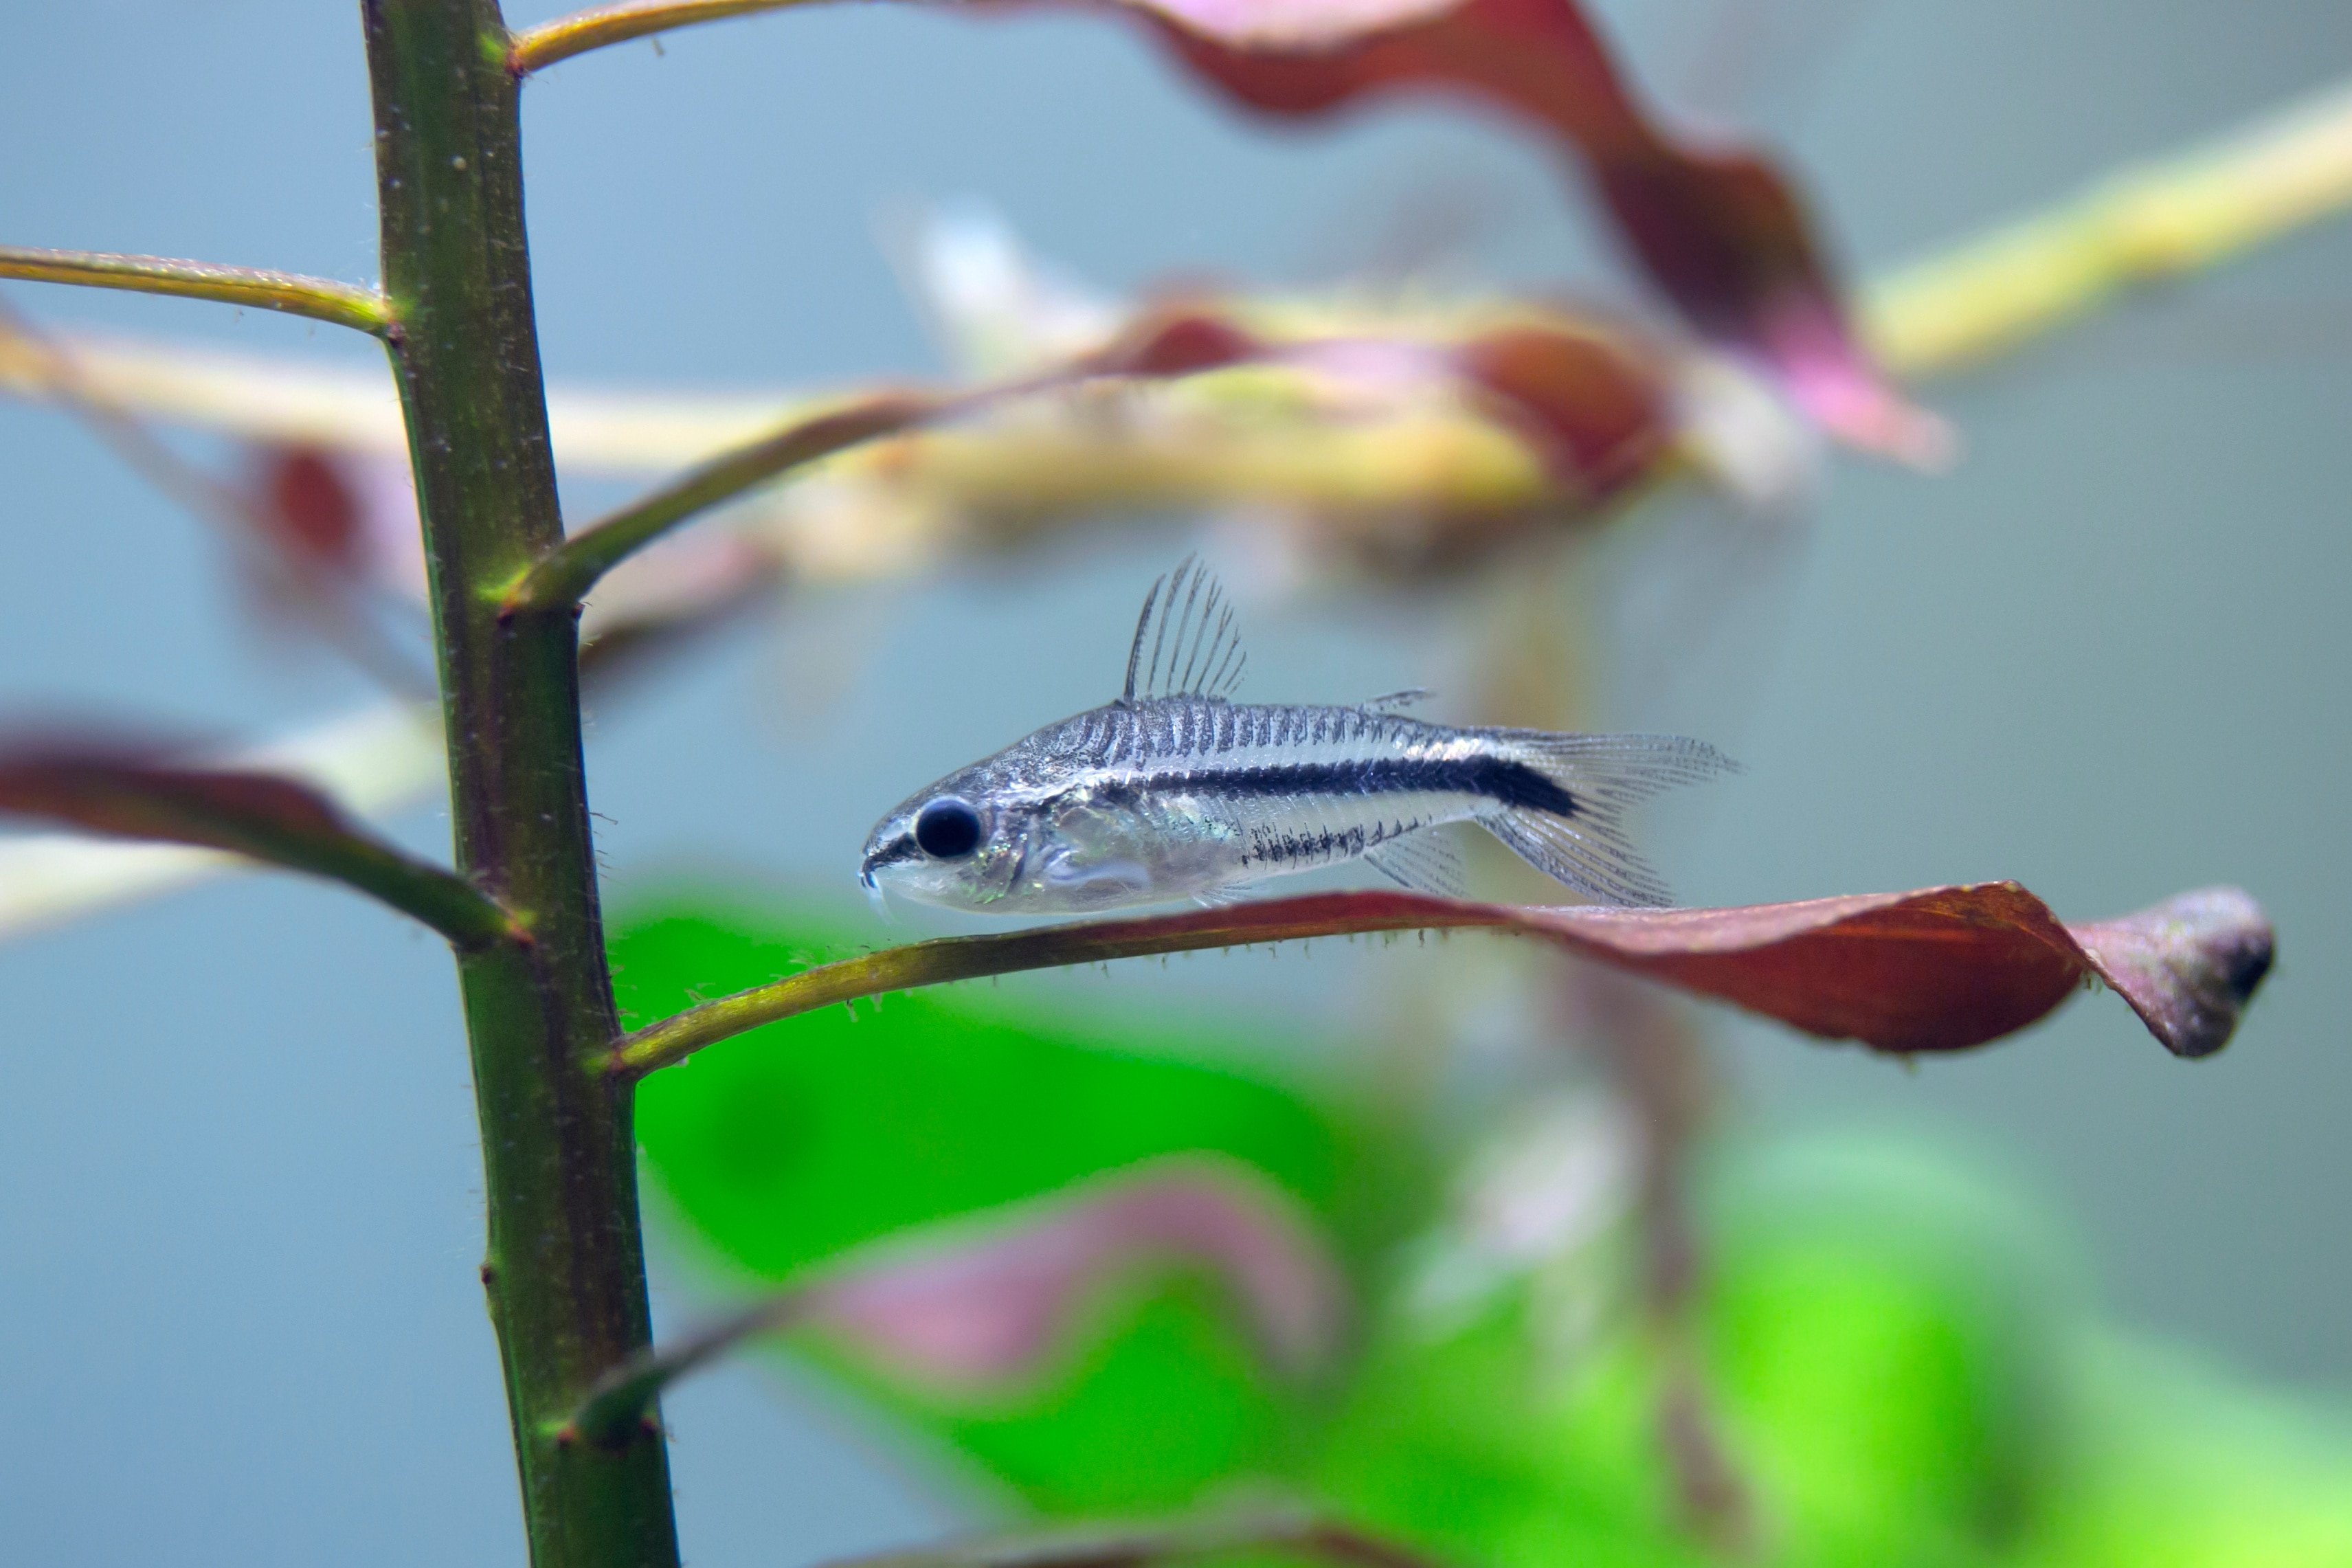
[2069, 887, 2274, 1060]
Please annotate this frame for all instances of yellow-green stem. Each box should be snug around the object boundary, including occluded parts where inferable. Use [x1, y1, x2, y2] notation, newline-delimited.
[509, 0, 829, 74]
[0, 245, 393, 335]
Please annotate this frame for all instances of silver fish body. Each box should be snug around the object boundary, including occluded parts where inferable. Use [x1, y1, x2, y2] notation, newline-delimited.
[860, 694, 1729, 915]
[860, 559, 1733, 917]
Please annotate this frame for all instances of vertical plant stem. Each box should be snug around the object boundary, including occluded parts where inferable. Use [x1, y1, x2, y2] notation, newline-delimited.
[361, 3, 681, 1565]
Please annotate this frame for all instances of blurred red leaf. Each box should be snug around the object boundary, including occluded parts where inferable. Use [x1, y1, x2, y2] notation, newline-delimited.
[565, 1158, 1344, 1444]
[1043, 0, 1942, 459]
[800, 1158, 1345, 1385]
[618, 882, 2272, 1075]
[257, 444, 366, 568]
[1089, 304, 1268, 377]
[1455, 324, 1670, 496]
[0, 736, 508, 945]
[1093, 299, 1679, 508]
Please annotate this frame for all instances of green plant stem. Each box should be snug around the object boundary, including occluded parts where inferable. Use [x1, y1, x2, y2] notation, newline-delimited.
[0, 246, 393, 335]
[507, 390, 939, 613]
[508, 0, 830, 74]
[362, 3, 680, 1565]
[606, 897, 1521, 1076]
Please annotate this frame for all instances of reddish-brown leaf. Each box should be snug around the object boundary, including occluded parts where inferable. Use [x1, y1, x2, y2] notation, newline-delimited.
[2063, 887, 2276, 1061]
[1041, 0, 1942, 459]
[616, 882, 2272, 1075]
[0, 737, 508, 945]
[0, 743, 344, 853]
[1454, 324, 1671, 497]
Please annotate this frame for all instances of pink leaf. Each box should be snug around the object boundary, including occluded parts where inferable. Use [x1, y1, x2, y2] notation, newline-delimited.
[798, 1159, 1345, 1385]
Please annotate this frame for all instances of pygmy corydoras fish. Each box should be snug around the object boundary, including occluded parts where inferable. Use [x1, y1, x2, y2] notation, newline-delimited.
[860, 561, 1734, 916]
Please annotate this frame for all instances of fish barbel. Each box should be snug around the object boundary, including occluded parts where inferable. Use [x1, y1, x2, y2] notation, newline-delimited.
[860, 560, 1734, 916]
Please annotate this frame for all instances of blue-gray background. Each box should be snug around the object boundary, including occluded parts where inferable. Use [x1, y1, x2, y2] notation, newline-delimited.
[3, 1, 2348, 1562]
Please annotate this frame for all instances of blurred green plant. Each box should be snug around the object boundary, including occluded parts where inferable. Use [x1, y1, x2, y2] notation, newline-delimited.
[620, 891, 2352, 1568]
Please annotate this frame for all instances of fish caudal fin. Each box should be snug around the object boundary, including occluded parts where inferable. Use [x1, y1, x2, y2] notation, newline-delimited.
[1481, 732, 1737, 908]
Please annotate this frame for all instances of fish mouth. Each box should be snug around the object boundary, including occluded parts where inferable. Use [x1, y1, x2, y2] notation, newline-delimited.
[859, 832, 919, 891]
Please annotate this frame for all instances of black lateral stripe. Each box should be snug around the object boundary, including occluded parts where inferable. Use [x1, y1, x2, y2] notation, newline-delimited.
[1158, 754, 1576, 818]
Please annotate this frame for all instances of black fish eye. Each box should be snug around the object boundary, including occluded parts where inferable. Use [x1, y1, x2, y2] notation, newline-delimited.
[913, 796, 983, 859]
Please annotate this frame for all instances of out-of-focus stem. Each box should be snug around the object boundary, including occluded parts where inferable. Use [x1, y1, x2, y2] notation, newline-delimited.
[508, 0, 829, 74]
[0, 247, 393, 336]
[1866, 76, 2352, 375]
[363, 1, 681, 1563]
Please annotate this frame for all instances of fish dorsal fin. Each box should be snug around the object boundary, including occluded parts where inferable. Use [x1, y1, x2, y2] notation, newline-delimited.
[1121, 555, 1247, 704]
[1361, 688, 1435, 714]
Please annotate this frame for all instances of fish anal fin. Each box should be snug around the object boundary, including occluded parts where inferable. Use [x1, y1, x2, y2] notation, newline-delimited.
[1486, 809, 1672, 908]
[1365, 825, 1468, 899]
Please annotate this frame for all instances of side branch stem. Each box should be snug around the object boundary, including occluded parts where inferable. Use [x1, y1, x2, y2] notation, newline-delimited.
[508, 390, 942, 612]
[566, 1296, 810, 1448]
[612, 895, 1525, 1077]
[508, 0, 831, 74]
[0, 247, 393, 336]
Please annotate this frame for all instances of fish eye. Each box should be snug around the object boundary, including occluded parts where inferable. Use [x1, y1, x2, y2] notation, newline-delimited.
[913, 796, 983, 859]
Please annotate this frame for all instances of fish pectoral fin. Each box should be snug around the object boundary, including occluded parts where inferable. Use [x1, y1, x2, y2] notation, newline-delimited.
[1120, 555, 1247, 703]
[1042, 851, 1155, 891]
[1192, 884, 1258, 908]
[1365, 826, 1468, 899]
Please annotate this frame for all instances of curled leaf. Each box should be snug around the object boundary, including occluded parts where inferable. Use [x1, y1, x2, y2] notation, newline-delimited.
[614, 882, 2273, 1075]
[2064, 887, 2274, 1061]
[0, 731, 507, 947]
[1079, 0, 1943, 458]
